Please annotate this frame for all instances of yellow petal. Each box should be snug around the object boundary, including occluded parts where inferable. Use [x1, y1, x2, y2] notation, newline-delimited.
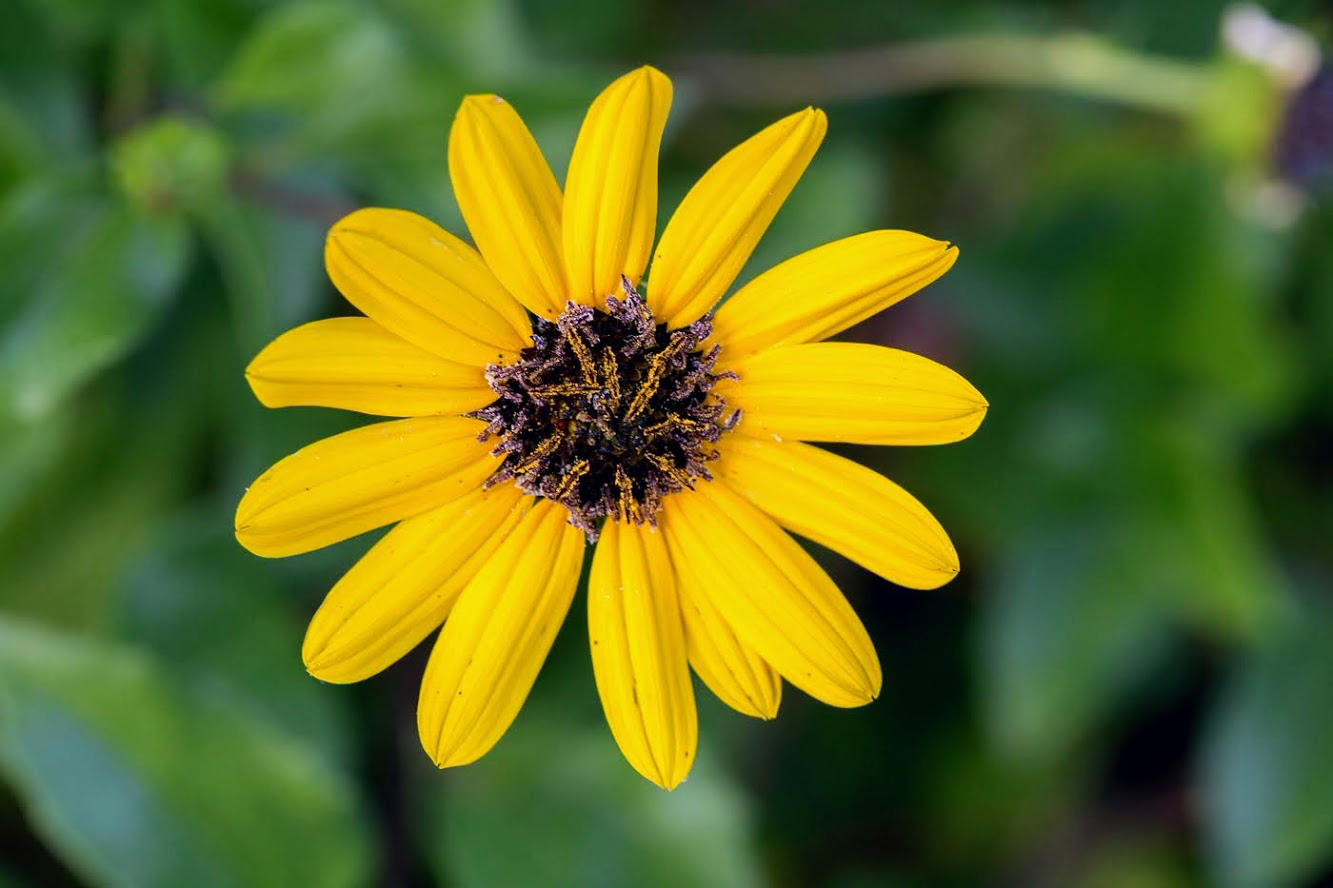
[563, 66, 672, 308]
[418, 500, 585, 768]
[303, 484, 530, 684]
[712, 231, 958, 357]
[246, 317, 496, 417]
[649, 108, 826, 328]
[716, 342, 987, 445]
[588, 520, 697, 789]
[718, 435, 961, 590]
[660, 483, 881, 708]
[235, 416, 497, 558]
[325, 208, 531, 366]
[673, 556, 782, 720]
[449, 95, 566, 319]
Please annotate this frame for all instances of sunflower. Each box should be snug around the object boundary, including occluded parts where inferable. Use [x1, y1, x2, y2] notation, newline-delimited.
[235, 66, 986, 789]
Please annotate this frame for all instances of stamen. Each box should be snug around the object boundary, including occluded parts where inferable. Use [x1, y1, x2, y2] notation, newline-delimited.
[599, 347, 620, 406]
[508, 433, 562, 477]
[562, 322, 597, 382]
[646, 452, 695, 490]
[552, 458, 590, 501]
[530, 382, 599, 399]
[625, 350, 670, 420]
[615, 465, 640, 524]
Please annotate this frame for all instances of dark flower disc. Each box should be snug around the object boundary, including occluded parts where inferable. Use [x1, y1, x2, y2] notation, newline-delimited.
[469, 277, 739, 539]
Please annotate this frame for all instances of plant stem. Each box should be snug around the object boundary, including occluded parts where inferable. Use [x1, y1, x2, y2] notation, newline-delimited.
[676, 33, 1210, 116]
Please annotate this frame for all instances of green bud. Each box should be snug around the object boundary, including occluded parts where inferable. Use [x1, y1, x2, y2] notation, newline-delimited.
[110, 116, 230, 215]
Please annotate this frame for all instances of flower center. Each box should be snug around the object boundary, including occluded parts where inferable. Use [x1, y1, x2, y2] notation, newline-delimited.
[470, 277, 738, 540]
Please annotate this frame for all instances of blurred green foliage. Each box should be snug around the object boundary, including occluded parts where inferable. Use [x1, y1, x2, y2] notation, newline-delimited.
[2, 0, 1332, 886]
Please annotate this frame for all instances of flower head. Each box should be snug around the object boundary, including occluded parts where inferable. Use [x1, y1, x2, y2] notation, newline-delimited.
[236, 66, 986, 789]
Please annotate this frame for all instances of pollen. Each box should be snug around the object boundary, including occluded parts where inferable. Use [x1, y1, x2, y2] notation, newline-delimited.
[469, 277, 739, 539]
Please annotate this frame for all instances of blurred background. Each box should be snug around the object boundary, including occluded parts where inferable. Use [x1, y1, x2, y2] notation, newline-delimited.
[2, 0, 1332, 886]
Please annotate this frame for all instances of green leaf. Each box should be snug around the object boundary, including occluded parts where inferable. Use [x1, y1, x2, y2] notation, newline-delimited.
[0, 202, 191, 423]
[198, 195, 330, 354]
[13, 0, 118, 48]
[214, 2, 448, 145]
[423, 717, 764, 888]
[0, 395, 169, 634]
[155, 0, 263, 91]
[1138, 422, 1284, 640]
[0, 91, 44, 189]
[212, 1, 466, 206]
[118, 518, 355, 770]
[975, 415, 1283, 766]
[0, 177, 102, 328]
[379, 0, 535, 81]
[0, 398, 75, 526]
[978, 522, 1175, 763]
[0, 0, 92, 169]
[1199, 611, 1333, 888]
[216, 3, 389, 111]
[0, 617, 373, 888]
[0, 304, 218, 634]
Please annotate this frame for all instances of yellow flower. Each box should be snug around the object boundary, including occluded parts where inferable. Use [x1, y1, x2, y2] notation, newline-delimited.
[235, 67, 986, 789]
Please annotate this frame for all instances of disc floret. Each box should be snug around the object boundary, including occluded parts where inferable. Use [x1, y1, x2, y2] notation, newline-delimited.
[470, 277, 739, 538]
